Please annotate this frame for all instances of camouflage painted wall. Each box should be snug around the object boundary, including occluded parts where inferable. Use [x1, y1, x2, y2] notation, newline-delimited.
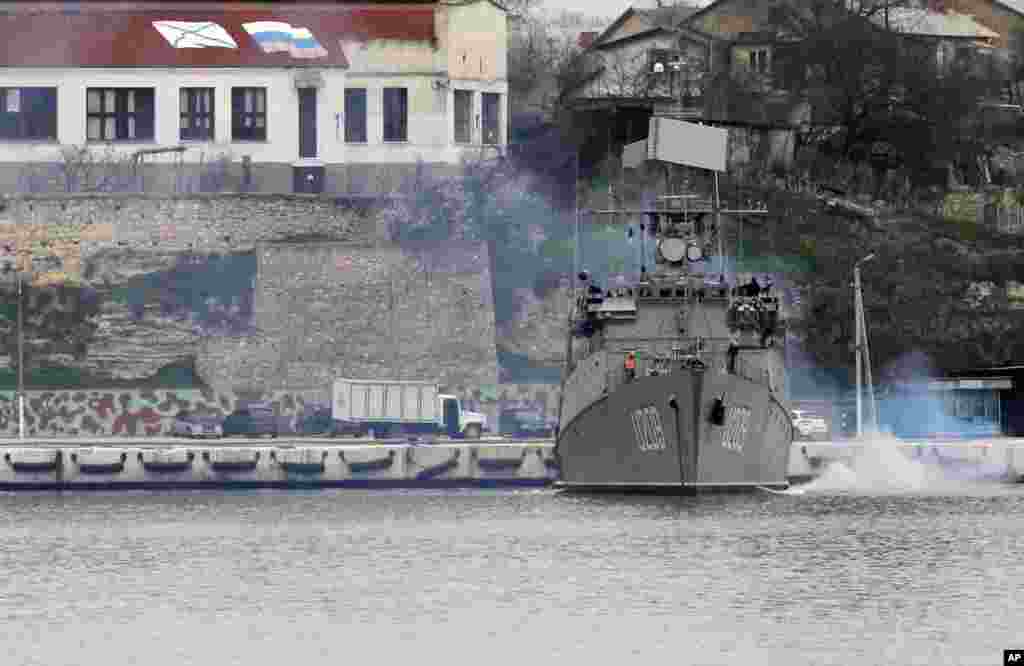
[0, 384, 561, 437]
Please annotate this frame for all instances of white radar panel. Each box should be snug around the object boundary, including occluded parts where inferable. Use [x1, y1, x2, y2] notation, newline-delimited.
[659, 237, 687, 263]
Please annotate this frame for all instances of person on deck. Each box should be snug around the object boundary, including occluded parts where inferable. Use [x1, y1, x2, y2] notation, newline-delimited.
[624, 352, 637, 383]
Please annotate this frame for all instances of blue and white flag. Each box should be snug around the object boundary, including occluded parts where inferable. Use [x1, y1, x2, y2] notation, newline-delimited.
[242, 21, 327, 58]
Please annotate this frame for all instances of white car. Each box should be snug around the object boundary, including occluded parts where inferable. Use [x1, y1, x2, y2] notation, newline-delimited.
[792, 410, 828, 439]
[172, 410, 224, 439]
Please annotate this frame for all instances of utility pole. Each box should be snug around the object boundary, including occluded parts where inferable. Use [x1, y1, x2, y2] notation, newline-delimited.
[854, 253, 876, 438]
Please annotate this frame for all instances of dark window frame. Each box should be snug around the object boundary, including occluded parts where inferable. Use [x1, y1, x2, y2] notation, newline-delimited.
[453, 89, 472, 144]
[86, 87, 154, 142]
[231, 87, 267, 142]
[749, 48, 770, 74]
[344, 87, 367, 144]
[482, 92, 501, 146]
[180, 87, 215, 141]
[382, 87, 408, 143]
[648, 48, 684, 74]
[0, 87, 58, 141]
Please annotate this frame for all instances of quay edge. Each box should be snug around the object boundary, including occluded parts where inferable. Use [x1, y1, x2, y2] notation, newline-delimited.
[0, 440, 560, 490]
[3, 438, 1023, 490]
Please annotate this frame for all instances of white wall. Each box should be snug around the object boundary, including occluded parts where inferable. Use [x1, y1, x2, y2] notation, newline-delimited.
[0, 69, 507, 167]
[0, 68, 334, 165]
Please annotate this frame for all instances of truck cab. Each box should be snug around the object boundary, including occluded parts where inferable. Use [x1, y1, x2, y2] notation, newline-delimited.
[440, 394, 487, 439]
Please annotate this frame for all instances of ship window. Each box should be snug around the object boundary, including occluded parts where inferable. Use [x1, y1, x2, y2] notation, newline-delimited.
[675, 288, 686, 297]
[660, 288, 672, 298]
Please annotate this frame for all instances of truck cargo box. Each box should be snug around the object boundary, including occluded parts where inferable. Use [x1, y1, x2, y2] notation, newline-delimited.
[333, 378, 440, 424]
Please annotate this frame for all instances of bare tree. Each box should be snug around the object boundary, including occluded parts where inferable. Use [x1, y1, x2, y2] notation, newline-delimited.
[508, 4, 592, 120]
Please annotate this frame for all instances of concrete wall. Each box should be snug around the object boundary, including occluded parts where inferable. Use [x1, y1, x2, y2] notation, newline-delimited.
[196, 240, 500, 396]
[444, 0, 509, 83]
[0, 65, 506, 193]
[0, 193, 503, 400]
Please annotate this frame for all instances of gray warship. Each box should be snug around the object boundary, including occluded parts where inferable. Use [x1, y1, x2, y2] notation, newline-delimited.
[554, 188, 794, 493]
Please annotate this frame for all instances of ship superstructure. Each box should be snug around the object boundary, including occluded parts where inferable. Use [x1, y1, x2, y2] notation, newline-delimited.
[554, 186, 794, 492]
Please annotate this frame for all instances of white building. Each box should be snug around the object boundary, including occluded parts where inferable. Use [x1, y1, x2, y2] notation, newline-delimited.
[0, 0, 509, 194]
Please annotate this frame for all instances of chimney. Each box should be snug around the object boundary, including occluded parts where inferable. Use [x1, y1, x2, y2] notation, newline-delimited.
[578, 31, 597, 49]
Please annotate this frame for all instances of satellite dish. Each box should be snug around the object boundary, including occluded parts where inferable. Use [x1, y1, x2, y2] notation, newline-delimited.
[686, 243, 703, 262]
[659, 237, 686, 263]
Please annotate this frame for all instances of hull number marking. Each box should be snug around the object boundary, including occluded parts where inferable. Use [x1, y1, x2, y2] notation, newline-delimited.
[721, 406, 751, 452]
[631, 406, 667, 452]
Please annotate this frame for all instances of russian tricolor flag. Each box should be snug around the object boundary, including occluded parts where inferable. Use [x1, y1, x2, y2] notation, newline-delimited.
[242, 21, 328, 58]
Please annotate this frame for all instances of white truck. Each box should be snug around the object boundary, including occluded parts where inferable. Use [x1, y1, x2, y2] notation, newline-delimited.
[331, 378, 488, 440]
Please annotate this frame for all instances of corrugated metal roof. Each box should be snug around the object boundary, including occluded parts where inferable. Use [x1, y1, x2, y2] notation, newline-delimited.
[881, 8, 1000, 39]
[0, 4, 436, 67]
[995, 0, 1024, 17]
[635, 4, 698, 31]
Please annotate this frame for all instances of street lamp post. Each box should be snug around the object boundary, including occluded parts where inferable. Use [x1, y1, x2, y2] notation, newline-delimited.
[854, 252, 876, 438]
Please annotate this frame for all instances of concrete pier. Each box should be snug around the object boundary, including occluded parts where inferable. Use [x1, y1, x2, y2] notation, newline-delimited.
[3, 436, 1023, 490]
[0, 438, 558, 489]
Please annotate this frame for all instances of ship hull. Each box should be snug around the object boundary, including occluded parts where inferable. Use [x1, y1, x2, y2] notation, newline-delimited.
[555, 369, 792, 493]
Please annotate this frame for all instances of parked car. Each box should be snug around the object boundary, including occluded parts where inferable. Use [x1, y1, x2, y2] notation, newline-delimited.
[172, 410, 223, 439]
[499, 407, 555, 438]
[791, 409, 829, 440]
[222, 403, 281, 438]
[295, 403, 341, 436]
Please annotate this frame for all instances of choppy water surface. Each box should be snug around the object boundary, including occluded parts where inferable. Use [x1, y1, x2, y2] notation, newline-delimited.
[1, 478, 1022, 665]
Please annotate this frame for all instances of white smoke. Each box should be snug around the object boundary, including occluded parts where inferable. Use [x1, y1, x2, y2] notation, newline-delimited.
[792, 430, 1009, 495]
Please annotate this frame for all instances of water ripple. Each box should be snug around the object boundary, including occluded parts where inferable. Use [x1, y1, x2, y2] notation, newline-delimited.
[0, 488, 1020, 665]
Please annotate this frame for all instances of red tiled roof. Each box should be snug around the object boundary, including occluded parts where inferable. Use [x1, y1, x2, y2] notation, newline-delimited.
[0, 4, 436, 67]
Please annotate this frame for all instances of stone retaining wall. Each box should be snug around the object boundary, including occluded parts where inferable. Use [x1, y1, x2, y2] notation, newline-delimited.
[0, 193, 500, 398]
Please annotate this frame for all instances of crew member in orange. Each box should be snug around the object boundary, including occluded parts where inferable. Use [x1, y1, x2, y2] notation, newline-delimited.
[624, 351, 637, 382]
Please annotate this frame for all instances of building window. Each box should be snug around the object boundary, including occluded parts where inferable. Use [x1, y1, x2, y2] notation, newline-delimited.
[86, 88, 154, 142]
[749, 49, 770, 74]
[0, 87, 57, 140]
[482, 92, 501, 145]
[648, 49, 683, 74]
[232, 87, 266, 141]
[382, 87, 407, 142]
[454, 89, 472, 144]
[344, 88, 367, 143]
[180, 88, 214, 141]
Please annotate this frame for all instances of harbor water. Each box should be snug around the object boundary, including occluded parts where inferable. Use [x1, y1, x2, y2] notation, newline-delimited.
[2, 437, 1023, 666]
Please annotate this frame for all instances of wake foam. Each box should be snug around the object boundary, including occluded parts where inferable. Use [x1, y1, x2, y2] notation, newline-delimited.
[792, 431, 1008, 495]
